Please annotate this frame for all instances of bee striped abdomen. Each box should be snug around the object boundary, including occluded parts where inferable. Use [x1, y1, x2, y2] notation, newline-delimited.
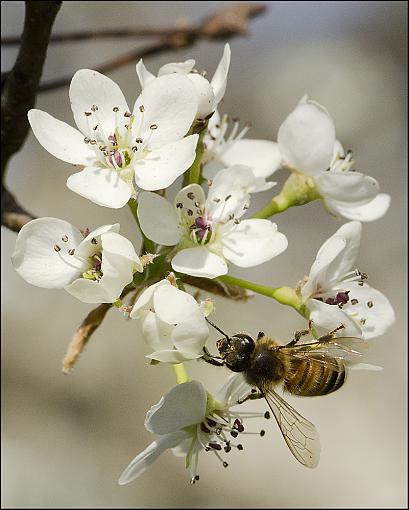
[284, 356, 346, 396]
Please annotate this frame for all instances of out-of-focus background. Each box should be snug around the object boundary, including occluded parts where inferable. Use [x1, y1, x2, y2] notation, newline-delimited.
[1, 1, 407, 507]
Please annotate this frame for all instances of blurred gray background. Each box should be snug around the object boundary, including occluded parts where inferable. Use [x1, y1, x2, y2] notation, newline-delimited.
[1, 1, 407, 508]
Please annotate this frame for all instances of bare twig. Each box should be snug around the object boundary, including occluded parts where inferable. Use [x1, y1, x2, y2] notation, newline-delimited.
[182, 275, 253, 301]
[1, 1, 61, 230]
[36, 3, 266, 93]
[62, 303, 111, 374]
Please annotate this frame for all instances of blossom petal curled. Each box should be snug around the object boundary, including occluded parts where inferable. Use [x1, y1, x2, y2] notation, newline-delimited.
[307, 299, 362, 338]
[137, 192, 181, 246]
[141, 310, 174, 352]
[133, 135, 198, 191]
[211, 43, 231, 106]
[67, 167, 132, 208]
[70, 69, 129, 138]
[133, 74, 197, 147]
[171, 247, 228, 278]
[278, 99, 336, 176]
[314, 172, 380, 203]
[171, 311, 209, 356]
[146, 349, 202, 364]
[222, 219, 288, 268]
[28, 110, 95, 166]
[158, 59, 195, 76]
[153, 285, 200, 324]
[118, 431, 189, 485]
[326, 193, 391, 221]
[11, 218, 86, 288]
[221, 139, 282, 179]
[130, 280, 170, 320]
[135, 59, 156, 89]
[215, 373, 252, 408]
[145, 381, 207, 435]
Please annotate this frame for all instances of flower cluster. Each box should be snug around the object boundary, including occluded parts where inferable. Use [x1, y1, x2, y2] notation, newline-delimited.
[11, 43, 395, 484]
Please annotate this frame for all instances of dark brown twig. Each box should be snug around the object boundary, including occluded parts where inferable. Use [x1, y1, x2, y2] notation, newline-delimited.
[1, 1, 61, 230]
[183, 275, 252, 301]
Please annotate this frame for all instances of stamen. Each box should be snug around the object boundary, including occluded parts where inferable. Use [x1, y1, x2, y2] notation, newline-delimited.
[91, 105, 98, 112]
[150, 124, 158, 130]
[351, 299, 359, 305]
[91, 237, 98, 245]
[68, 249, 75, 256]
[124, 111, 132, 117]
[367, 301, 373, 308]
[264, 411, 270, 419]
[84, 112, 92, 117]
[54, 244, 61, 252]
[83, 137, 91, 144]
[112, 107, 119, 112]
[62, 235, 68, 242]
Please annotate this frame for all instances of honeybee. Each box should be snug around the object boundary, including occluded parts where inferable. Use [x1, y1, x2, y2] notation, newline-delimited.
[203, 320, 368, 468]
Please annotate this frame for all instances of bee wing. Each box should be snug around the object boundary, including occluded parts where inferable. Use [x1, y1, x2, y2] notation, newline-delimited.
[284, 336, 369, 363]
[290, 352, 345, 371]
[263, 388, 320, 468]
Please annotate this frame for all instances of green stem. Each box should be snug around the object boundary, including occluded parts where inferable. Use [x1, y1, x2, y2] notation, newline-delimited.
[217, 275, 303, 313]
[185, 128, 206, 186]
[252, 193, 291, 219]
[127, 198, 156, 253]
[173, 363, 189, 384]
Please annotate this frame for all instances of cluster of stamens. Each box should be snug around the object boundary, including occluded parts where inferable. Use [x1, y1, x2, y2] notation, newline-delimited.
[205, 113, 252, 160]
[328, 149, 356, 173]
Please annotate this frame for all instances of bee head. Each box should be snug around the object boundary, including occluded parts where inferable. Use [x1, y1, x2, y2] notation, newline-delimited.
[217, 333, 255, 372]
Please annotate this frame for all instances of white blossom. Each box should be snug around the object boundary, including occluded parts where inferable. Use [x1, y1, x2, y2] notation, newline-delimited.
[300, 221, 395, 339]
[130, 279, 210, 363]
[28, 71, 199, 208]
[277, 96, 390, 221]
[118, 374, 265, 485]
[137, 166, 288, 278]
[202, 111, 281, 186]
[12, 218, 142, 303]
[136, 44, 231, 119]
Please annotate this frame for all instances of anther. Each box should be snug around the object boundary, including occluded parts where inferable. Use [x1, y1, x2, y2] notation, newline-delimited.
[233, 419, 244, 432]
[260, 430, 266, 437]
[90, 140, 97, 145]
[91, 105, 98, 112]
[187, 209, 193, 216]
[230, 430, 238, 438]
[124, 124, 128, 129]
[132, 146, 138, 152]
[68, 249, 75, 256]
[84, 112, 92, 117]
[190, 475, 200, 484]
[194, 202, 200, 208]
[176, 202, 183, 209]
[360, 318, 366, 325]
[187, 192, 195, 200]
[91, 238, 98, 245]
[139, 105, 145, 112]
[367, 301, 373, 308]
[112, 107, 119, 112]
[84, 137, 91, 144]
[150, 124, 158, 130]
[234, 218, 240, 225]
[200, 423, 211, 434]
[223, 462, 229, 468]
[62, 235, 68, 242]
[208, 442, 222, 451]
[224, 442, 232, 453]
[213, 198, 221, 203]
[351, 299, 359, 305]
[124, 111, 132, 117]
[93, 125, 98, 131]
[225, 194, 232, 201]
[54, 245, 61, 252]
[135, 138, 143, 143]
[251, 388, 257, 393]
[264, 411, 270, 419]
[237, 444, 244, 451]
[207, 418, 217, 427]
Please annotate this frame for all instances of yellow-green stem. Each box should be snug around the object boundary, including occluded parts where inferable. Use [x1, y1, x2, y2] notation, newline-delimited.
[217, 275, 304, 313]
[252, 194, 291, 219]
[185, 128, 207, 186]
[173, 363, 189, 384]
[127, 199, 156, 253]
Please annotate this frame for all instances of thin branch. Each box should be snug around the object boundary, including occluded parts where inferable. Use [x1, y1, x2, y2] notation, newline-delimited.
[1, 185, 35, 232]
[1, 1, 62, 230]
[36, 3, 266, 93]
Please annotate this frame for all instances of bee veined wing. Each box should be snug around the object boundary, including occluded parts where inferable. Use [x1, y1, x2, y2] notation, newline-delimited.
[285, 336, 369, 363]
[263, 389, 320, 468]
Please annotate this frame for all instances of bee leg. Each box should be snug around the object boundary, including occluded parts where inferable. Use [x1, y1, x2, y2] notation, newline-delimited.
[284, 326, 311, 347]
[257, 331, 265, 341]
[237, 389, 263, 404]
[316, 323, 345, 343]
[201, 346, 224, 367]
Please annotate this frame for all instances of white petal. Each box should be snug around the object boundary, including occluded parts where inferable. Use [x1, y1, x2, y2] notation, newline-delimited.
[153, 285, 200, 324]
[206, 166, 253, 222]
[134, 135, 198, 191]
[28, 110, 95, 165]
[307, 299, 362, 338]
[67, 167, 132, 208]
[146, 349, 202, 364]
[278, 99, 336, 176]
[222, 219, 288, 268]
[172, 247, 228, 278]
[137, 192, 180, 246]
[76, 223, 120, 259]
[187, 73, 215, 118]
[171, 312, 209, 355]
[174, 184, 206, 222]
[133, 74, 197, 146]
[130, 279, 170, 319]
[314, 172, 379, 203]
[141, 310, 174, 352]
[158, 59, 195, 76]
[335, 282, 395, 339]
[145, 381, 207, 434]
[135, 59, 156, 89]
[101, 231, 142, 271]
[118, 431, 189, 485]
[211, 43, 231, 106]
[64, 278, 114, 303]
[214, 373, 252, 408]
[11, 218, 86, 288]
[326, 193, 391, 221]
[221, 139, 282, 179]
[202, 159, 225, 180]
[69, 69, 129, 138]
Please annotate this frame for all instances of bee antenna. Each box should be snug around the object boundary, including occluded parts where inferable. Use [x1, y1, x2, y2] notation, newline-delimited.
[205, 318, 230, 341]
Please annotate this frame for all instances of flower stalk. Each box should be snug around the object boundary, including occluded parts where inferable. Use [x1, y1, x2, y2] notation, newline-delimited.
[186, 126, 207, 186]
[173, 363, 189, 384]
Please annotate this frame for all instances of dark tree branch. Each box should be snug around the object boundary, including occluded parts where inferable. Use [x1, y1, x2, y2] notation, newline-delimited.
[1, 1, 62, 231]
[183, 275, 253, 301]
